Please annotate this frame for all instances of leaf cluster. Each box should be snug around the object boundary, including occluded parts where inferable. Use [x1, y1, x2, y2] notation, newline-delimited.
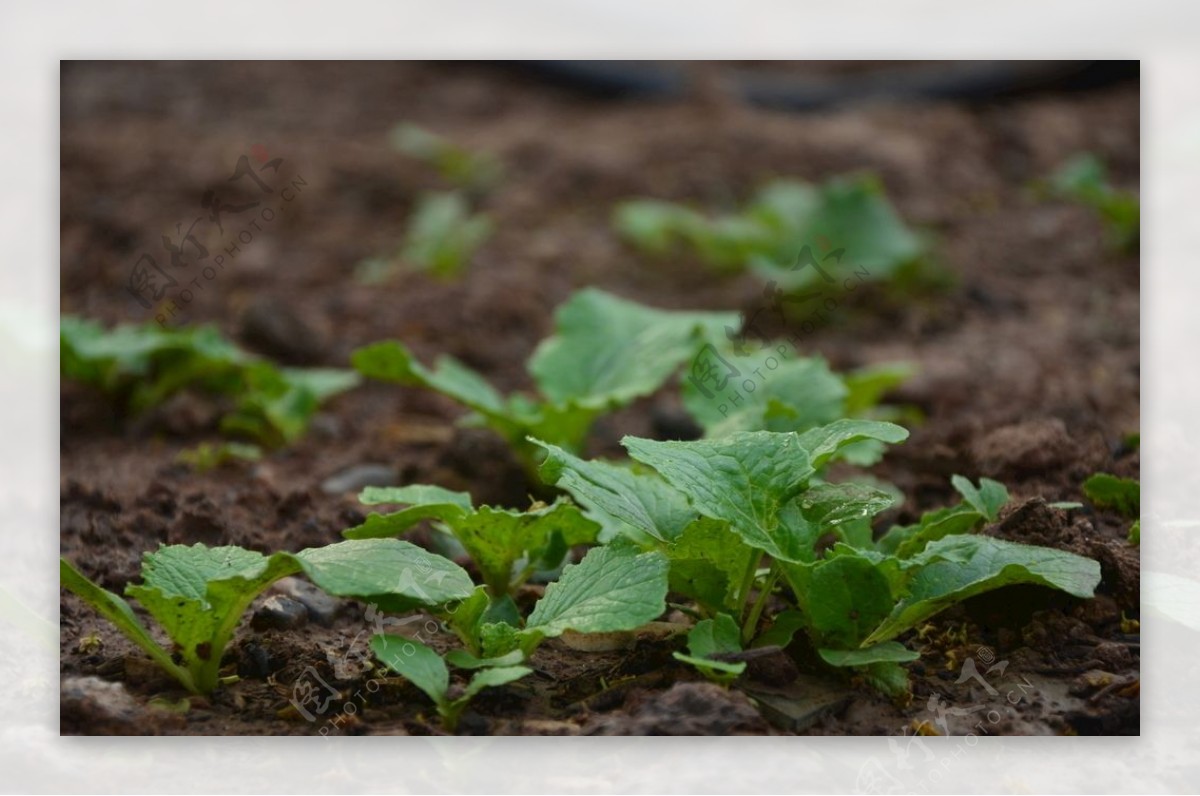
[61, 317, 358, 447]
[614, 174, 928, 289]
[537, 423, 1101, 695]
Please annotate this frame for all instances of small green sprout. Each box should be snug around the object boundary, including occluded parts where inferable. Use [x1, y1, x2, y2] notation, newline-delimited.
[371, 636, 530, 733]
[60, 317, 358, 447]
[390, 123, 503, 193]
[672, 613, 746, 685]
[61, 539, 474, 694]
[1083, 472, 1140, 545]
[615, 174, 929, 290]
[176, 441, 263, 472]
[1047, 153, 1139, 252]
[402, 192, 492, 279]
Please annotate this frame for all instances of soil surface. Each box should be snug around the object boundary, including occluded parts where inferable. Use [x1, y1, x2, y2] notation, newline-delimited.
[59, 61, 1140, 736]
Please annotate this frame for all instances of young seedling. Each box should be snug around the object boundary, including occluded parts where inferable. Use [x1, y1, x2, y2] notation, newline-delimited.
[1083, 472, 1140, 545]
[176, 441, 263, 472]
[400, 191, 493, 280]
[370, 636, 530, 733]
[352, 288, 737, 474]
[614, 174, 929, 290]
[1047, 153, 1139, 252]
[60, 539, 475, 695]
[535, 422, 1102, 697]
[390, 123, 503, 193]
[343, 484, 600, 604]
[357, 191, 492, 283]
[60, 317, 358, 447]
[671, 613, 747, 685]
[367, 544, 667, 733]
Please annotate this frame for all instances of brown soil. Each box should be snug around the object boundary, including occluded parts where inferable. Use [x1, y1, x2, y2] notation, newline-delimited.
[59, 61, 1140, 736]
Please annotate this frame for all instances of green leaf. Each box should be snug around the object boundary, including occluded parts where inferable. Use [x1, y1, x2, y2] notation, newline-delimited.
[682, 352, 848, 438]
[616, 175, 926, 283]
[372, 634, 529, 733]
[450, 501, 599, 596]
[444, 648, 526, 670]
[842, 363, 916, 416]
[294, 539, 475, 612]
[818, 642, 919, 667]
[624, 431, 816, 562]
[390, 124, 502, 192]
[480, 621, 531, 659]
[1048, 153, 1139, 251]
[176, 441, 263, 472]
[349, 481, 598, 598]
[442, 586, 490, 654]
[794, 419, 910, 471]
[1128, 520, 1140, 546]
[534, 439, 696, 543]
[863, 535, 1102, 645]
[685, 613, 743, 658]
[402, 191, 492, 279]
[371, 634, 449, 705]
[528, 288, 737, 408]
[862, 660, 912, 699]
[459, 665, 533, 703]
[625, 424, 905, 562]
[878, 504, 985, 559]
[137, 545, 271, 600]
[803, 553, 895, 648]
[951, 475, 1009, 522]
[60, 317, 351, 448]
[345, 485, 474, 539]
[525, 545, 669, 638]
[352, 340, 509, 417]
[748, 175, 924, 289]
[613, 200, 705, 256]
[876, 475, 1007, 558]
[352, 339, 559, 461]
[62, 540, 471, 695]
[666, 517, 756, 613]
[1083, 473, 1140, 519]
[783, 482, 899, 562]
[752, 609, 806, 649]
[672, 613, 747, 683]
[60, 559, 195, 692]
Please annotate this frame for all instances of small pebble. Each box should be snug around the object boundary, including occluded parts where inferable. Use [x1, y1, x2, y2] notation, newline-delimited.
[320, 464, 399, 495]
[272, 576, 342, 626]
[251, 595, 308, 631]
[61, 676, 148, 734]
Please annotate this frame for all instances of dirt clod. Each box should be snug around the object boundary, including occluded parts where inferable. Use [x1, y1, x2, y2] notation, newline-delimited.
[584, 681, 768, 735]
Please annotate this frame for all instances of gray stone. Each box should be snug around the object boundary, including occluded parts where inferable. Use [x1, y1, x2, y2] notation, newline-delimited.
[320, 464, 399, 495]
[271, 576, 342, 626]
[251, 595, 308, 631]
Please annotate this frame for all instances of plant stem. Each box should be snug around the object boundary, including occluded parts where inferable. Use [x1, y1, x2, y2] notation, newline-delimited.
[736, 554, 761, 627]
[742, 563, 780, 646]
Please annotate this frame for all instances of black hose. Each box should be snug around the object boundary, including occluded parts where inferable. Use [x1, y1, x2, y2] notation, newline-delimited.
[515, 60, 1138, 111]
